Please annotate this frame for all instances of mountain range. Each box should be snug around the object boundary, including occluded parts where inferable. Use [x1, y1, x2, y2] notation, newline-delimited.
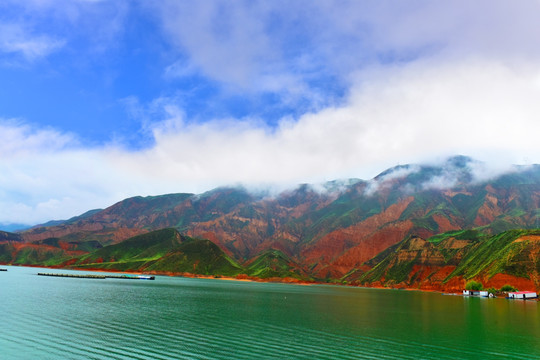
[1, 156, 539, 291]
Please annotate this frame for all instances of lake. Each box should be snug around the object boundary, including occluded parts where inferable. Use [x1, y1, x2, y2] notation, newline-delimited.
[1, 266, 539, 359]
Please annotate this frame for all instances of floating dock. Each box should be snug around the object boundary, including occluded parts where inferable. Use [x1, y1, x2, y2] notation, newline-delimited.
[38, 273, 106, 279]
[37, 273, 155, 280]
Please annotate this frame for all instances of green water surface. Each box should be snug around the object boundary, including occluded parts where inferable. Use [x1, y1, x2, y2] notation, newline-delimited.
[1, 266, 539, 359]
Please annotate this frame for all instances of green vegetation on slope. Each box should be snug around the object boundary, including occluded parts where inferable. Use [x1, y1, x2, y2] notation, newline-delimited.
[144, 238, 243, 276]
[246, 249, 304, 279]
[428, 229, 485, 244]
[281, 182, 389, 246]
[351, 228, 540, 287]
[72, 228, 243, 276]
[357, 236, 428, 285]
[446, 229, 540, 281]
[76, 228, 181, 264]
[0, 243, 72, 266]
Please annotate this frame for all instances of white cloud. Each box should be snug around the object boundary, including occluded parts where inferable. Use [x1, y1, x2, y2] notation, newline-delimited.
[150, 1, 340, 111]
[3, 1, 540, 225]
[0, 23, 65, 60]
[0, 59, 536, 224]
[154, 2, 273, 87]
[2, 57, 540, 225]
[364, 165, 421, 196]
[150, 1, 540, 97]
[0, 0, 128, 63]
[0, 120, 75, 156]
[142, 57, 540, 176]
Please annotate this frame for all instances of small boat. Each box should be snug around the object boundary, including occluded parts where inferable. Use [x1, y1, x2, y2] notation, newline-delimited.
[136, 275, 155, 280]
[0, 268, 7, 272]
[107, 274, 155, 280]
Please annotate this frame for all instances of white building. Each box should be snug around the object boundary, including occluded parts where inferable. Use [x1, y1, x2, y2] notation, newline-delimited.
[507, 291, 537, 299]
[463, 290, 489, 297]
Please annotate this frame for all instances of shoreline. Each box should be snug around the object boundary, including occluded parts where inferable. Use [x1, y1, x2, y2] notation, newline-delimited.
[0, 263, 450, 293]
[3, 263, 537, 298]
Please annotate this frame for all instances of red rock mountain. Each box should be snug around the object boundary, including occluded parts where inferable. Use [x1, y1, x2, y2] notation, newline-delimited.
[15, 157, 540, 280]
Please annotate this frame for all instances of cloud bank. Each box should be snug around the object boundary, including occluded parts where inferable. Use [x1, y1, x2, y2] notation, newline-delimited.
[1, 1, 540, 225]
[151, 0, 540, 104]
[2, 57, 539, 225]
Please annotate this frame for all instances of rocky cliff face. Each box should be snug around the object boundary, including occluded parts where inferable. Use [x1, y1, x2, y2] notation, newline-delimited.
[13, 157, 540, 285]
[348, 229, 540, 291]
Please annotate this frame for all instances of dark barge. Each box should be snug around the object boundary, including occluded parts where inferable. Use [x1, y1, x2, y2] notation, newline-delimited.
[37, 273, 155, 280]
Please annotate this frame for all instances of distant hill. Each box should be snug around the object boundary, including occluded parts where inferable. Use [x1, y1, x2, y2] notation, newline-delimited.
[66, 228, 243, 276]
[0, 235, 88, 265]
[2, 156, 539, 290]
[0, 224, 30, 232]
[34, 209, 102, 228]
[245, 249, 308, 280]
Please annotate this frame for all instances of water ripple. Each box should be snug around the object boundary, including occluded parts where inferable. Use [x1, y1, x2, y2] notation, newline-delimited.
[3, 268, 539, 359]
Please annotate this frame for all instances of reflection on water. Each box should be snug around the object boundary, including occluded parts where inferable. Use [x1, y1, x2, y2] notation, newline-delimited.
[1, 266, 539, 359]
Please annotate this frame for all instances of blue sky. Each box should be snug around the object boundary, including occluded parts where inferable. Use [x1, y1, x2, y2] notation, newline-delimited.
[1, 0, 540, 226]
